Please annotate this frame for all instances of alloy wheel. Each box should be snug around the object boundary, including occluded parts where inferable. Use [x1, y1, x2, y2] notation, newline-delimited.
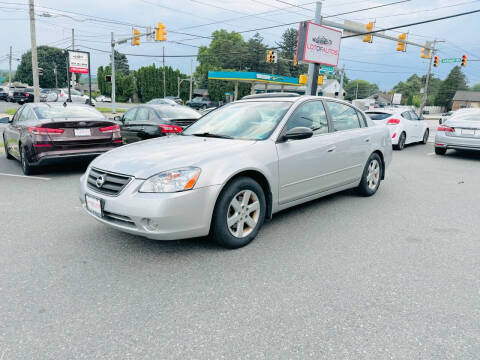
[366, 159, 380, 191]
[227, 190, 260, 238]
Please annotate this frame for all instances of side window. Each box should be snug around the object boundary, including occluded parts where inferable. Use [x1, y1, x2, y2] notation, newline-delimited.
[21, 107, 33, 121]
[136, 108, 149, 121]
[123, 108, 137, 124]
[356, 110, 367, 127]
[285, 100, 329, 135]
[327, 101, 361, 131]
[409, 111, 419, 120]
[12, 107, 24, 123]
[148, 110, 157, 121]
[401, 111, 412, 120]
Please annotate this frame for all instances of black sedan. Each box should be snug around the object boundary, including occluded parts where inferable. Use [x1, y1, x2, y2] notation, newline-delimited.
[14, 87, 35, 104]
[2, 103, 122, 175]
[115, 104, 201, 144]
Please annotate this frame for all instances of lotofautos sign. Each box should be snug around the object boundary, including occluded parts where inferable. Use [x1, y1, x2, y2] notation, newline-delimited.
[68, 51, 89, 74]
[296, 21, 342, 67]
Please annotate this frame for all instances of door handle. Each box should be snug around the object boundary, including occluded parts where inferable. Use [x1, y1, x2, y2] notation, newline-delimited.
[327, 146, 336, 153]
[365, 138, 370, 142]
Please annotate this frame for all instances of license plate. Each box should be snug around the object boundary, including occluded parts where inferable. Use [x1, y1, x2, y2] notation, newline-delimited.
[75, 128, 91, 136]
[85, 194, 102, 217]
[462, 129, 475, 136]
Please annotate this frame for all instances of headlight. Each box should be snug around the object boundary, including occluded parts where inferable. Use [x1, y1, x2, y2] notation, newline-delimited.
[139, 167, 201, 193]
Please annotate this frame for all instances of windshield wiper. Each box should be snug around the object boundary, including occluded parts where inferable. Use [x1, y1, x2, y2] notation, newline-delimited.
[191, 132, 233, 139]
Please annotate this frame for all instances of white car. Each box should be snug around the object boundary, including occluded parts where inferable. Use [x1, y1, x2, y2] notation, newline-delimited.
[96, 95, 112, 102]
[57, 88, 96, 106]
[366, 108, 429, 150]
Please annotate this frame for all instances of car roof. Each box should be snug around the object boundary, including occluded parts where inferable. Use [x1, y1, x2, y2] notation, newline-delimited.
[237, 95, 354, 105]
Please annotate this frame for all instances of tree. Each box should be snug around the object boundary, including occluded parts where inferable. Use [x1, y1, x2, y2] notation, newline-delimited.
[471, 83, 480, 91]
[276, 28, 308, 78]
[114, 50, 129, 75]
[344, 80, 379, 100]
[435, 66, 468, 110]
[15, 46, 68, 88]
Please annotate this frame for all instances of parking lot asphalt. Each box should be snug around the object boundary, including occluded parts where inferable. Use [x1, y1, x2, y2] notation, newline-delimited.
[1, 142, 479, 359]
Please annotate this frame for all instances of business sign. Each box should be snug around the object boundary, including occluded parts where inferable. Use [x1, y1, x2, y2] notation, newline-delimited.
[208, 71, 300, 86]
[441, 58, 461, 63]
[296, 21, 342, 67]
[392, 93, 402, 105]
[68, 51, 89, 74]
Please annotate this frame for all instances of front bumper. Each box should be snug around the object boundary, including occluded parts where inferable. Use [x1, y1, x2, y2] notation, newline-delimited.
[79, 174, 221, 240]
[435, 133, 480, 151]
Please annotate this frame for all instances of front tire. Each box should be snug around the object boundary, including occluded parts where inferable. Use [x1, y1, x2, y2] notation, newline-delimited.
[422, 129, 429, 144]
[211, 177, 266, 249]
[394, 132, 406, 150]
[357, 153, 383, 196]
[20, 146, 36, 175]
[435, 147, 447, 155]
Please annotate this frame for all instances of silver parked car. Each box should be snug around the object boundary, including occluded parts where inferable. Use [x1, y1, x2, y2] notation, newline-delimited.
[435, 109, 480, 155]
[79, 95, 392, 248]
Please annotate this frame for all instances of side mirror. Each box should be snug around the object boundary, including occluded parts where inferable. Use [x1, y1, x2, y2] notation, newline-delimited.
[113, 115, 123, 123]
[0, 116, 9, 124]
[281, 127, 313, 142]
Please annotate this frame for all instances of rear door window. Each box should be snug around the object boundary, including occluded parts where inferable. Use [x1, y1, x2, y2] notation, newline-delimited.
[135, 108, 149, 121]
[409, 111, 420, 120]
[401, 111, 412, 120]
[327, 101, 362, 131]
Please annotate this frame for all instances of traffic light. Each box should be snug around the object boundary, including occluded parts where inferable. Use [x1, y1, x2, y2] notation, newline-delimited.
[38, 67, 43, 76]
[299, 74, 308, 84]
[132, 28, 140, 46]
[317, 75, 323, 85]
[396, 33, 407, 52]
[266, 50, 277, 63]
[461, 54, 467, 67]
[155, 22, 167, 41]
[433, 56, 439, 67]
[105, 75, 112, 83]
[363, 22, 374, 43]
[420, 43, 432, 59]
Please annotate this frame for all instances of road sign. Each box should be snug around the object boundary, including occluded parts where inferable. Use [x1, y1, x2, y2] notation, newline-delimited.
[441, 58, 461, 63]
[68, 51, 89, 74]
[296, 21, 342, 67]
[319, 65, 335, 75]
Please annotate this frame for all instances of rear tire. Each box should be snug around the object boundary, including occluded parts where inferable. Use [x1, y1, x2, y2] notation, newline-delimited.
[3, 136, 13, 159]
[211, 177, 266, 249]
[422, 129, 429, 144]
[357, 153, 383, 197]
[394, 132, 406, 150]
[20, 146, 37, 175]
[435, 147, 447, 155]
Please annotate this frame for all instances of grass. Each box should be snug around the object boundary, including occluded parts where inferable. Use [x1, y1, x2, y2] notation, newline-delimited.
[6, 108, 16, 116]
[96, 107, 127, 113]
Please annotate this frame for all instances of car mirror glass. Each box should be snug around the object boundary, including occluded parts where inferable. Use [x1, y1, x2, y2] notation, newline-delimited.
[0, 116, 9, 124]
[282, 127, 313, 141]
[113, 115, 123, 123]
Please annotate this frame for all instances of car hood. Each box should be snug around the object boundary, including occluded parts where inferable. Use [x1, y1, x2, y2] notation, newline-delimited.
[91, 135, 256, 179]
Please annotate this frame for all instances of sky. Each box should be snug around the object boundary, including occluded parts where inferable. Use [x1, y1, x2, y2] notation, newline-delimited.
[1, 0, 479, 90]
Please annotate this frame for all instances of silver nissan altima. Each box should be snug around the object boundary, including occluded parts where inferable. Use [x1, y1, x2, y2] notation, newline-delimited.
[79, 94, 392, 248]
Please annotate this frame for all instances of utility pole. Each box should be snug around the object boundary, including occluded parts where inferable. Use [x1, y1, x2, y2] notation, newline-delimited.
[419, 40, 442, 116]
[111, 32, 116, 113]
[162, 46, 166, 98]
[306, 1, 322, 96]
[54, 64, 58, 88]
[72, 28, 75, 50]
[339, 64, 345, 100]
[189, 58, 193, 102]
[355, 81, 359, 99]
[177, 77, 181, 98]
[28, 0, 40, 102]
[8, 46, 12, 86]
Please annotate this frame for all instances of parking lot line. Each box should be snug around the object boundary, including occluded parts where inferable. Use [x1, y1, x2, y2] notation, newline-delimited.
[0, 172, 51, 181]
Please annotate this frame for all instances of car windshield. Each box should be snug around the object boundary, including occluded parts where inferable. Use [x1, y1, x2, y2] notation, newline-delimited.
[155, 106, 200, 119]
[183, 101, 292, 140]
[366, 112, 392, 120]
[34, 105, 104, 119]
[147, 99, 176, 105]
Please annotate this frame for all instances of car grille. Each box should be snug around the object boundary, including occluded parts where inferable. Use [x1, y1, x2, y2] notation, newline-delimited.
[87, 168, 132, 196]
[169, 119, 197, 128]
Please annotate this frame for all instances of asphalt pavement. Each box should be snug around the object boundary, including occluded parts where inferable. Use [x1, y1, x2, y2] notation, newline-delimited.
[0, 143, 479, 359]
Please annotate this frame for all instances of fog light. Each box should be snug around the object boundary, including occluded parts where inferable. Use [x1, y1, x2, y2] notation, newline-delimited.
[142, 218, 162, 232]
